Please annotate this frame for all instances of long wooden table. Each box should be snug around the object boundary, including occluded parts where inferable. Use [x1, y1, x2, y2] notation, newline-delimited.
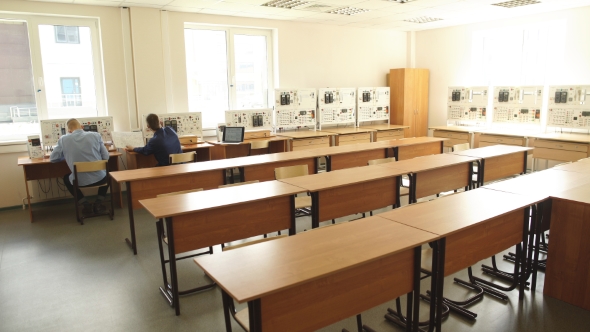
[430, 125, 483, 149]
[278, 165, 407, 228]
[359, 123, 408, 142]
[17, 151, 122, 222]
[378, 188, 545, 331]
[394, 137, 447, 160]
[276, 130, 334, 151]
[528, 133, 590, 169]
[451, 145, 532, 187]
[194, 216, 438, 332]
[207, 136, 289, 160]
[125, 143, 214, 169]
[320, 127, 374, 146]
[376, 154, 479, 203]
[139, 181, 303, 316]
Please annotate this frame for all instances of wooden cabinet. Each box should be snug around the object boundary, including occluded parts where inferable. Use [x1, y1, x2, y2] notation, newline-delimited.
[389, 68, 429, 138]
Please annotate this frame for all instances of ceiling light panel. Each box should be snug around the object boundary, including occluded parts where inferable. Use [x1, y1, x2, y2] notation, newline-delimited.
[404, 16, 443, 23]
[262, 0, 310, 9]
[327, 7, 371, 15]
[492, 0, 541, 8]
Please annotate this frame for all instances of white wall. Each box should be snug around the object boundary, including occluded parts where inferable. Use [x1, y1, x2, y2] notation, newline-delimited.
[415, 5, 590, 129]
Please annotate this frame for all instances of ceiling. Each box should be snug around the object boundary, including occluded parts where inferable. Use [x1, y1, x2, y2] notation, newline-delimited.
[20, 0, 590, 31]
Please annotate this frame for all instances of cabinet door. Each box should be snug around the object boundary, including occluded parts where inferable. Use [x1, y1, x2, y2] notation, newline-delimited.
[413, 69, 429, 137]
[403, 69, 416, 137]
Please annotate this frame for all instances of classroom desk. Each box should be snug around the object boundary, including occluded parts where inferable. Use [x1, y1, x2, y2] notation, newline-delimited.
[194, 216, 438, 332]
[484, 169, 590, 198]
[276, 130, 334, 151]
[359, 124, 408, 142]
[529, 133, 590, 168]
[320, 127, 374, 146]
[476, 129, 533, 148]
[377, 153, 479, 203]
[378, 188, 545, 330]
[207, 136, 289, 160]
[429, 126, 483, 149]
[393, 137, 447, 160]
[125, 143, 214, 169]
[544, 184, 590, 311]
[451, 145, 533, 186]
[278, 165, 407, 228]
[139, 181, 303, 316]
[17, 151, 122, 223]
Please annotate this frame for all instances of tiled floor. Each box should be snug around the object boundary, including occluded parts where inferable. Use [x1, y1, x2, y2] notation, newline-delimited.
[1, 195, 589, 332]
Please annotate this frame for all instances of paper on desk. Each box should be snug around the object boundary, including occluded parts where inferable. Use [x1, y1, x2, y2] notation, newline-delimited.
[112, 131, 145, 149]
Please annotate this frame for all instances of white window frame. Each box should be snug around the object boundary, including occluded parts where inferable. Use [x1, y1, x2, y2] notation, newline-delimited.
[184, 23, 274, 129]
[0, 13, 107, 140]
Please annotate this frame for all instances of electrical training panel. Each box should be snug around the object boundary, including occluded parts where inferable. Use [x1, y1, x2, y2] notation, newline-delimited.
[224, 109, 273, 131]
[317, 88, 356, 129]
[492, 86, 543, 124]
[142, 112, 202, 140]
[41, 116, 114, 146]
[446, 86, 488, 122]
[356, 87, 390, 126]
[27, 135, 44, 159]
[547, 85, 590, 129]
[274, 88, 317, 130]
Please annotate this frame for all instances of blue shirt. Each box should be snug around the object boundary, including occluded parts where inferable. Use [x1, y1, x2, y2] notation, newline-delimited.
[133, 127, 182, 166]
[50, 129, 109, 186]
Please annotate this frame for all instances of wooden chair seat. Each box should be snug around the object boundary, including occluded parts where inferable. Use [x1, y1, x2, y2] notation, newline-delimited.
[452, 143, 470, 152]
[295, 196, 312, 209]
[169, 151, 196, 165]
[400, 187, 409, 196]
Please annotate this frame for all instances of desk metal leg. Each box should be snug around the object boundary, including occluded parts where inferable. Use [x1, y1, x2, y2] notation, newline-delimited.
[410, 174, 417, 204]
[412, 246, 422, 332]
[23, 168, 33, 222]
[248, 299, 262, 332]
[478, 160, 485, 188]
[396, 176, 401, 208]
[325, 155, 331, 172]
[165, 217, 181, 316]
[311, 192, 320, 229]
[125, 181, 137, 255]
[393, 147, 399, 161]
[289, 195, 296, 235]
[522, 152, 528, 175]
[221, 290, 233, 332]
[435, 238, 446, 332]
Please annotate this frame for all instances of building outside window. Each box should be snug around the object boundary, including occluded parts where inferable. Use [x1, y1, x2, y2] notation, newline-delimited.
[60, 77, 82, 107]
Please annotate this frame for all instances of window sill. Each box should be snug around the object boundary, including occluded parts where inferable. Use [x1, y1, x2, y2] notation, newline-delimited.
[0, 141, 28, 154]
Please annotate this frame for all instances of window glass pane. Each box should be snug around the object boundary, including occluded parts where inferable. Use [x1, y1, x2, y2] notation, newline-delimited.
[54, 25, 66, 43]
[233, 34, 268, 109]
[185, 29, 229, 128]
[39, 25, 97, 118]
[0, 20, 40, 141]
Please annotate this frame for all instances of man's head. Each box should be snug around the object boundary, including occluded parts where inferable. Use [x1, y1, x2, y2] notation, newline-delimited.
[146, 114, 161, 131]
[66, 118, 81, 133]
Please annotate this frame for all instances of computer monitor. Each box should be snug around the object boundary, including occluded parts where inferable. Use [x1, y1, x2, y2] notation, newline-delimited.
[222, 126, 245, 143]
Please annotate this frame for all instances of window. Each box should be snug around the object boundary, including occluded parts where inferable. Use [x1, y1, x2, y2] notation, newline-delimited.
[60, 78, 82, 107]
[184, 25, 273, 129]
[0, 15, 107, 142]
[54, 26, 79, 44]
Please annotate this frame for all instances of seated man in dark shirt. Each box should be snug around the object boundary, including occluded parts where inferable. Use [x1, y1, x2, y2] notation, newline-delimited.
[126, 113, 182, 166]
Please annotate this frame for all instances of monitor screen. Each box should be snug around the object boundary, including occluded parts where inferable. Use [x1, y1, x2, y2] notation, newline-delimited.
[223, 127, 245, 143]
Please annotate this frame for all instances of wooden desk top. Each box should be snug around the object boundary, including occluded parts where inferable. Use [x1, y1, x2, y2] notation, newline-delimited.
[278, 165, 407, 192]
[484, 169, 590, 197]
[451, 145, 533, 159]
[359, 124, 409, 131]
[550, 184, 590, 205]
[17, 151, 122, 166]
[320, 127, 375, 135]
[377, 153, 479, 173]
[194, 215, 437, 303]
[379, 188, 545, 237]
[553, 161, 590, 174]
[429, 126, 484, 133]
[139, 180, 302, 219]
[276, 130, 334, 139]
[393, 136, 448, 147]
[528, 133, 590, 143]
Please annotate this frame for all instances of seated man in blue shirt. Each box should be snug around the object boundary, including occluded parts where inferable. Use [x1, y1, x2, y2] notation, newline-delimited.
[126, 113, 182, 166]
[50, 118, 110, 215]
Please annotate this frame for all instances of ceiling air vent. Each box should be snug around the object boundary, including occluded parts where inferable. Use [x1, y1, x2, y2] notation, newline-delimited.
[404, 16, 443, 24]
[262, 0, 310, 9]
[492, 0, 541, 8]
[327, 7, 371, 16]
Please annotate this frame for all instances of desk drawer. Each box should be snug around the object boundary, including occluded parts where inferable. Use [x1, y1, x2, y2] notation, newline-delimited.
[375, 130, 404, 141]
[479, 135, 525, 146]
[337, 133, 371, 146]
[292, 137, 330, 151]
[433, 131, 469, 140]
[534, 140, 588, 153]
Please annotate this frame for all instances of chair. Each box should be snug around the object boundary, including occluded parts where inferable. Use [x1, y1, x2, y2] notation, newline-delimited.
[451, 143, 470, 152]
[219, 235, 288, 331]
[155, 188, 215, 303]
[72, 160, 113, 224]
[225, 143, 251, 183]
[274, 165, 312, 218]
[249, 140, 271, 155]
[218, 180, 259, 188]
[169, 151, 197, 165]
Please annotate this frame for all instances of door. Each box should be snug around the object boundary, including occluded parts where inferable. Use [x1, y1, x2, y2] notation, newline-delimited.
[413, 69, 429, 137]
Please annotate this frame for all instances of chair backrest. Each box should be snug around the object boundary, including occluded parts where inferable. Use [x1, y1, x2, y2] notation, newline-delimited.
[250, 140, 270, 150]
[222, 234, 287, 252]
[74, 160, 108, 173]
[452, 143, 470, 152]
[367, 157, 397, 166]
[157, 188, 203, 198]
[218, 180, 259, 188]
[274, 164, 309, 180]
[169, 151, 196, 165]
[225, 143, 251, 159]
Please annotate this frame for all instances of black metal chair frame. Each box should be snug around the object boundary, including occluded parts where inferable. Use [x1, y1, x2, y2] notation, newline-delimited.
[72, 163, 114, 225]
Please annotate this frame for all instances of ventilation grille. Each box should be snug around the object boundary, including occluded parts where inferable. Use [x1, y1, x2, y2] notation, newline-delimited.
[327, 7, 371, 16]
[404, 16, 443, 24]
[262, 0, 310, 9]
[492, 0, 541, 8]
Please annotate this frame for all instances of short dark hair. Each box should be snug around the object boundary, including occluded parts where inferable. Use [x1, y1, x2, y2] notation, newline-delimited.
[146, 113, 160, 131]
